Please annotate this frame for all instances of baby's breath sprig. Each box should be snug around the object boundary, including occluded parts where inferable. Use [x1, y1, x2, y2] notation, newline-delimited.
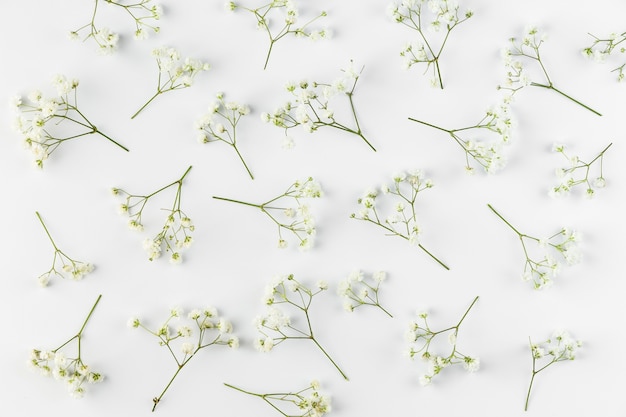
[195, 92, 254, 179]
[501, 26, 602, 116]
[29, 295, 104, 398]
[550, 142, 612, 198]
[224, 380, 331, 417]
[11, 75, 129, 169]
[583, 31, 626, 82]
[255, 274, 349, 380]
[388, 0, 473, 89]
[129, 306, 238, 412]
[112, 165, 194, 264]
[131, 47, 210, 119]
[263, 61, 375, 151]
[69, 0, 163, 54]
[337, 270, 392, 317]
[35, 211, 94, 287]
[524, 330, 582, 411]
[213, 177, 321, 250]
[487, 204, 581, 290]
[405, 296, 480, 386]
[227, 0, 328, 70]
[350, 170, 449, 270]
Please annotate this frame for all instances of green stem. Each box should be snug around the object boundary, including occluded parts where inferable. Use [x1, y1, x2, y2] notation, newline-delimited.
[311, 337, 349, 381]
[456, 296, 479, 328]
[418, 244, 450, 270]
[408, 117, 452, 134]
[232, 145, 254, 179]
[530, 82, 602, 116]
[487, 204, 523, 236]
[152, 365, 184, 412]
[212, 196, 261, 208]
[35, 211, 59, 251]
[132, 90, 161, 119]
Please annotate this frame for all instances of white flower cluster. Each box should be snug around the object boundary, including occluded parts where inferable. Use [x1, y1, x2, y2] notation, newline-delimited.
[262, 61, 375, 151]
[337, 270, 392, 317]
[582, 31, 626, 82]
[550, 142, 611, 199]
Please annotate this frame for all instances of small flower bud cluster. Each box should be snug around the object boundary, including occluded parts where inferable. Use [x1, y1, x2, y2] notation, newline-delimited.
[337, 270, 392, 317]
[550, 142, 611, 199]
[582, 31, 626, 82]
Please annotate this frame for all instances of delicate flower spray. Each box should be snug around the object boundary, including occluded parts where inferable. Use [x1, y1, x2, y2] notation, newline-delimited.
[550, 142, 612, 198]
[195, 92, 254, 179]
[35, 212, 95, 287]
[350, 170, 449, 270]
[405, 296, 480, 386]
[524, 330, 582, 411]
[131, 47, 210, 119]
[224, 380, 331, 417]
[29, 295, 104, 398]
[263, 61, 376, 151]
[501, 26, 602, 116]
[112, 166, 194, 263]
[129, 306, 238, 411]
[254, 274, 349, 380]
[70, 0, 163, 54]
[337, 270, 392, 317]
[227, 0, 328, 70]
[487, 204, 581, 290]
[11, 75, 129, 168]
[582, 31, 626, 82]
[388, 0, 473, 89]
[213, 177, 321, 250]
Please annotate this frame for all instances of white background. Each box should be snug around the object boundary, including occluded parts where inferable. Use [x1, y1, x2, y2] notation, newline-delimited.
[1, 0, 625, 415]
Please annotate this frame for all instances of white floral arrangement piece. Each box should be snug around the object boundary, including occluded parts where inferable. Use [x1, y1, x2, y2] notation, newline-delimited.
[550, 142, 612, 198]
[35, 212, 94, 287]
[582, 31, 626, 82]
[487, 204, 581, 289]
[11, 75, 129, 168]
[70, 0, 163, 54]
[262, 61, 376, 151]
[224, 380, 331, 417]
[350, 170, 449, 270]
[131, 47, 210, 119]
[388, 0, 473, 88]
[112, 166, 194, 263]
[129, 306, 238, 411]
[213, 177, 321, 250]
[337, 270, 392, 317]
[524, 330, 582, 411]
[501, 26, 602, 116]
[405, 296, 480, 386]
[195, 92, 254, 179]
[226, 0, 328, 70]
[254, 274, 349, 380]
[29, 295, 104, 398]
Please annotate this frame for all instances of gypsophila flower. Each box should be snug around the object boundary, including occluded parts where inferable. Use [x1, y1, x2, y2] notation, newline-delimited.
[131, 47, 210, 118]
[550, 142, 612, 198]
[524, 330, 582, 410]
[131, 304, 238, 411]
[29, 295, 103, 398]
[113, 166, 194, 263]
[405, 296, 479, 386]
[351, 170, 449, 269]
[224, 380, 331, 417]
[34, 212, 94, 287]
[254, 274, 348, 380]
[195, 92, 254, 179]
[337, 270, 392, 317]
[500, 26, 601, 116]
[264, 60, 375, 151]
[213, 177, 321, 250]
[11, 75, 128, 168]
[389, 0, 473, 88]
[229, 0, 328, 69]
[488, 204, 581, 290]
[583, 31, 626, 82]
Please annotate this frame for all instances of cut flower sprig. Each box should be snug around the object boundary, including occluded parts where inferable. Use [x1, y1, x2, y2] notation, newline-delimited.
[29, 294, 104, 398]
[129, 306, 238, 412]
[524, 330, 582, 411]
[550, 142, 612, 198]
[213, 177, 321, 250]
[337, 270, 392, 317]
[224, 380, 331, 417]
[350, 170, 449, 270]
[113, 165, 194, 263]
[12, 74, 129, 168]
[227, 0, 328, 70]
[405, 296, 480, 386]
[254, 274, 349, 380]
[487, 204, 581, 290]
[35, 211, 94, 287]
[582, 31, 626, 82]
